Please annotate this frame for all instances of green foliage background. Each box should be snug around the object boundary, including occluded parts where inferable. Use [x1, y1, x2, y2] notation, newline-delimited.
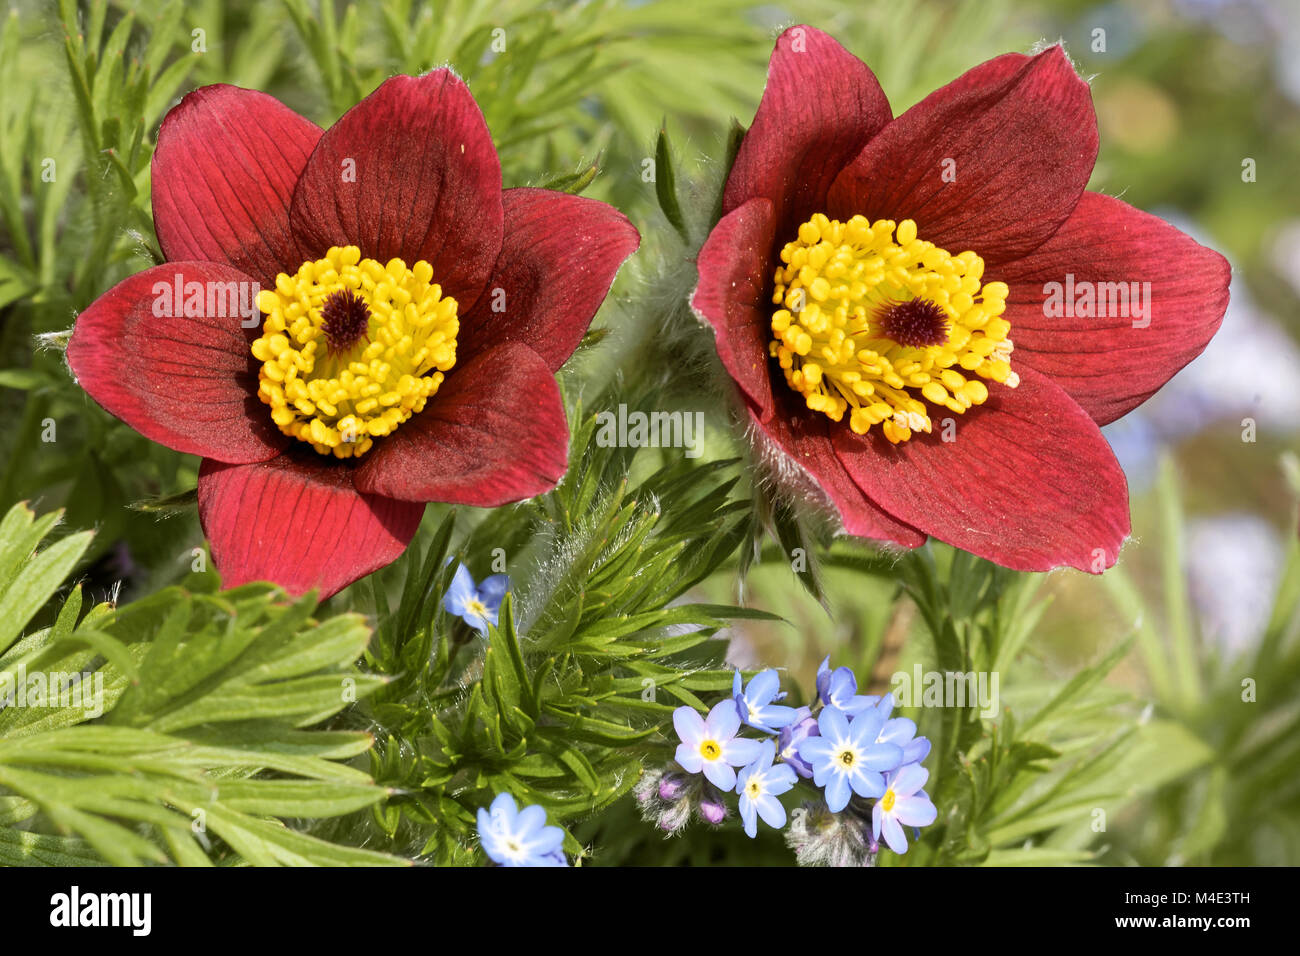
[0, 0, 1296, 866]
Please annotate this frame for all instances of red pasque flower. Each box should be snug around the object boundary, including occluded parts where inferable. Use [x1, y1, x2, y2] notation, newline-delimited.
[68, 71, 639, 597]
[691, 26, 1230, 572]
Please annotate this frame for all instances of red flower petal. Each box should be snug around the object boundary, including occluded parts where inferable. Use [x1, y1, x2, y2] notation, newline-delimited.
[723, 24, 892, 241]
[354, 342, 568, 506]
[457, 188, 640, 372]
[748, 392, 925, 548]
[691, 197, 779, 422]
[66, 262, 288, 463]
[198, 452, 424, 599]
[290, 70, 504, 310]
[998, 192, 1231, 425]
[152, 85, 322, 285]
[831, 368, 1130, 572]
[827, 46, 1097, 268]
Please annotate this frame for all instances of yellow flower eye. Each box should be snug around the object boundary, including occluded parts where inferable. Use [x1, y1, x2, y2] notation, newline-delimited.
[769, 214, 1015, 444]
[251, 245, 459, 458]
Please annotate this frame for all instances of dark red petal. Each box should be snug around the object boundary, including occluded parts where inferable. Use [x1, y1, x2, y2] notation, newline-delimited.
[198, 452, 424, 599]
[749, 392, 925, 548]
[290, 70, 503, 310]
[66, 262, 287, 464]
[998, 192, 1231, 425]
[827, 46, 1097, 268]
[152, 85, 322, 285]
[724, 24, 892, 240]
[691, 197, 779, 422]
[354, 342, 568, 506]
[832, 368, 1130, 572]
[457, 188, 639, 372]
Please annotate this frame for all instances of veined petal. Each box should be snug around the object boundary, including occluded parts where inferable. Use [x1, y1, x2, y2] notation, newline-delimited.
[457, 188, 639, 371]
[828, 45, 1097, 268]
[152, 85, 322, 285]
[691, 197, 780, 420]
[67, 262, 288, 464]
[353, 343, 568, 506]
[197, 452, 424, 599]
[290, 70, 504, 311]
[724, 24, 892, 241]
[832, 367, 1131, 572]
[998, 192, 1232, 425]
[747, 393, 926, 547]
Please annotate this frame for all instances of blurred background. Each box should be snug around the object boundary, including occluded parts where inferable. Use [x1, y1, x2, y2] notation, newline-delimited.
[1, 0, 1297, 865]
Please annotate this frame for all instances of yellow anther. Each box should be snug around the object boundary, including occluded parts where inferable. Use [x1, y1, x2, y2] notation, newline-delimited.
[250, 245, 458, 459]
[769, 214, 1016, 444]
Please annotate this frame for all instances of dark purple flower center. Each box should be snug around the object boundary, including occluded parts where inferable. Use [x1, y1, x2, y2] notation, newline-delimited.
[320, 289, 371, 352]
[877, 298, 950, 348]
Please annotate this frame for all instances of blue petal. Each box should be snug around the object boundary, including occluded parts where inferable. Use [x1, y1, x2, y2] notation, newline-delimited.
[705, 699, 741, 740]
[672, 705, 705, 747]
[894, 794, 937, 828]
[892, 762, 928, 797]
[725, 737, 764, 768]
[849, 709, 885, 747]
[757, 703, 799, 730]
[824, 774, 851, 813]
[797, 737, 833, 764]
[819, 705, 850, 741]
[882, 813, 908, 854]
[515, 803, 549, 837]
[674, 742, 703, 774]
[477, 573, 509, 609]
[442, 564, 477, 616]
[850, 767, 886, 799]
[748, 669, 781, 706]
[703, 760, 737, 791]
[863, 741, 903, 772]
[757, 794, 787, 830]
[904, 736, 932, 764]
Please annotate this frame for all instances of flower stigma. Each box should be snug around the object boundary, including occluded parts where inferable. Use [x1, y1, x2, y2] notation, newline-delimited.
[770, 214, 1018, 444]
[251, 245, 459, 458]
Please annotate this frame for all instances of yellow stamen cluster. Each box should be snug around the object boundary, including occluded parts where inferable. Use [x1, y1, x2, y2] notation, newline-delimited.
[251, 245, 458, 458]
[771, 214, 1018, 444]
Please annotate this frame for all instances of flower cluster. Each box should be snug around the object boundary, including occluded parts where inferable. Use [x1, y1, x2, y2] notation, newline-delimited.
[645, 660, 937, 862]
